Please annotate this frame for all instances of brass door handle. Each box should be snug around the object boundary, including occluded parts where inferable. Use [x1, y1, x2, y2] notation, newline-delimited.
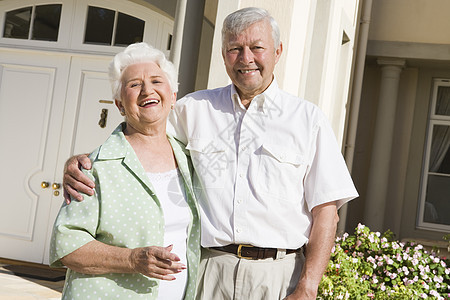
[41, 181, 50, 189]
[52, 183, 61, 196]
[98, 108, 108, 128]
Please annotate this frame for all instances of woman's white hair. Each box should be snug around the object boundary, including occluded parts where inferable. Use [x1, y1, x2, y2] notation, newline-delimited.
[221, 7, 280, 49]
[109, 42, 178, 101]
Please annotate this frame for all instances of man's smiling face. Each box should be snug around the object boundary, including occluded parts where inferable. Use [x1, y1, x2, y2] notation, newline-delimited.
[222, 20, 282, 102]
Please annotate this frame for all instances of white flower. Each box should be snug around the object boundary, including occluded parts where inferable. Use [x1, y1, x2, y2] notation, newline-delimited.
[403, 268, 409, 276]
[430, 290, 439, 298]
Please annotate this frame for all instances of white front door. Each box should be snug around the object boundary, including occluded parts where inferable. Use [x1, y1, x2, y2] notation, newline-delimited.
[0, 49, 70, 263]
[0, 0, 172, 265]
[0, 49, 121, 264]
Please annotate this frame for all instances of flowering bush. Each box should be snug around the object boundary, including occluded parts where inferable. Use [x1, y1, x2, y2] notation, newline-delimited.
[318, 224, 450, 299]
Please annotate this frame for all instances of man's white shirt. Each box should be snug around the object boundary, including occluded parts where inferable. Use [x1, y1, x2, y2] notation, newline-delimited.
[168, 79, 358, 249]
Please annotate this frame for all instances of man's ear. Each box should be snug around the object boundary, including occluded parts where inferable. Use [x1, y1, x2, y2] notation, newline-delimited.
[275, 41, 283, 64]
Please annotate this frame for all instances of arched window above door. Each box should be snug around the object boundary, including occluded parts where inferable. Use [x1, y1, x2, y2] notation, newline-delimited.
[0, 0, 173, 55]
[3, 4, 62, 41]
[84, 6, 144, 46]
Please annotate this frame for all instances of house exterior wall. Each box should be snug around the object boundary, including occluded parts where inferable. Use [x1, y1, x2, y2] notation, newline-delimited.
[204, 0, 360, 145]
[348, 0, 450, 245]
[369, 0, 450, 44]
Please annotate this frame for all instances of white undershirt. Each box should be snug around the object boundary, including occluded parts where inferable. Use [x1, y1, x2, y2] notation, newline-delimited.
[146, 169, 190, 300]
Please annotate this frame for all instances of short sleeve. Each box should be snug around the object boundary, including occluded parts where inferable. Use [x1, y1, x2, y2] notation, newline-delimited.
[167, 102, 188, 145]
[49, 168, 100, 268]
[304, 114, 358, 211]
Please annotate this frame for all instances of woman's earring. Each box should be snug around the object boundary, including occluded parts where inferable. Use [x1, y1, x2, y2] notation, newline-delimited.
[171, 103, 174, 110]
[120, 108, 126, 116]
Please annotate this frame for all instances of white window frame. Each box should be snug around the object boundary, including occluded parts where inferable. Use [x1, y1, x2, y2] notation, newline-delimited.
[417, 78, 450, 232]
[0, 0, 173, 55]
[0, 0, 74, 49]
[70, 0, 172, 55]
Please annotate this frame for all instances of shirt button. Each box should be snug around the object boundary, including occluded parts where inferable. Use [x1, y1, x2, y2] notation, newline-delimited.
[241, 146, 247, 151]
[236, 228, 242, 233]
[239, 173, 244, 178]
[237, 198, 242, 204]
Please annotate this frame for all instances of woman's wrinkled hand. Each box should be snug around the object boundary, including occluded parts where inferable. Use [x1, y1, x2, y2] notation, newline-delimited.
[129, 245, 186, 280]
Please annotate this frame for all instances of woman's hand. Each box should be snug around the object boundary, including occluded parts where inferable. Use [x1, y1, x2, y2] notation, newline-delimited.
[130, 245, 186, 280]
[63, 153, 95, 203]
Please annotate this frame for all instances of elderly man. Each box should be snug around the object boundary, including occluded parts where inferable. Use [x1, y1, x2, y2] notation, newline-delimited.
[63, 7, 358, 300]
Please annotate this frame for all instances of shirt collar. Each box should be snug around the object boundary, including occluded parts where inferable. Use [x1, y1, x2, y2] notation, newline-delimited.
[230, 77, 279, 114]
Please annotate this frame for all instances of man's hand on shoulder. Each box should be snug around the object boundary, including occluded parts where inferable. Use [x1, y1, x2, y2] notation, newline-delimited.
[63, 154, 95, 204]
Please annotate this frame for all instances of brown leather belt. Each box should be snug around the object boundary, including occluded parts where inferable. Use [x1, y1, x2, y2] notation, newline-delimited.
[210, 244, 303, 260]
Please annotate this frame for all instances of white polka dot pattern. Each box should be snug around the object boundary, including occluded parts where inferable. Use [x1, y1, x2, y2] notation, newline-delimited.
[49, 123, 200, 299]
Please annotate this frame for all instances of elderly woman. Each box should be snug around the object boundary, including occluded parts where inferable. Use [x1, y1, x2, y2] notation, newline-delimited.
[49, 42, 200, 299]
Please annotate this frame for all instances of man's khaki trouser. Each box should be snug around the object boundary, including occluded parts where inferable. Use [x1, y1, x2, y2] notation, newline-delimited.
[195, 247, 305, 300]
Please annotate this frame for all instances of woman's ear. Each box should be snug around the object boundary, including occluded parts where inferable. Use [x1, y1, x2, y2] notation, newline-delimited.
[115, 99, 125, 116]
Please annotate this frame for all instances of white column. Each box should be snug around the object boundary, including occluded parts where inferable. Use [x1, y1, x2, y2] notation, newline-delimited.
[176, 0, 206, 97]
[363, 58, 405, 232]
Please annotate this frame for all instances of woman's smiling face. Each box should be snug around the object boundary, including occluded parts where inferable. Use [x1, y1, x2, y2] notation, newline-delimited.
[116, 61, 175, 132]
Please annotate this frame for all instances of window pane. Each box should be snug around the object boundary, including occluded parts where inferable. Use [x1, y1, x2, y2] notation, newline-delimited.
[32, 4, 62, 41]
[3, 7, 32, 39]
[114, 12, 144, 46]
[84, 6, 115, 45]
[423, 175, 450, 225]
[435, 86, 450, 116]
[428, 125, 450, 174]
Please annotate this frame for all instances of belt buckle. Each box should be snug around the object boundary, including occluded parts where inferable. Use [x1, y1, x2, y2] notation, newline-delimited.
[237, 244, 254, 259]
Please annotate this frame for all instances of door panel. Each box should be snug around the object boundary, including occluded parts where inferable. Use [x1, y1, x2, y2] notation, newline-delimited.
[0, 49, 70, 263]
[59, 56, 123, 157]
[42, 56, 122, 264]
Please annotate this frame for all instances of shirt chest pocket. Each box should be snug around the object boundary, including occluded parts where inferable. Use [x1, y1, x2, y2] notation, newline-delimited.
[257, 143, 308, 202]
[186, 138, 228, 189]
